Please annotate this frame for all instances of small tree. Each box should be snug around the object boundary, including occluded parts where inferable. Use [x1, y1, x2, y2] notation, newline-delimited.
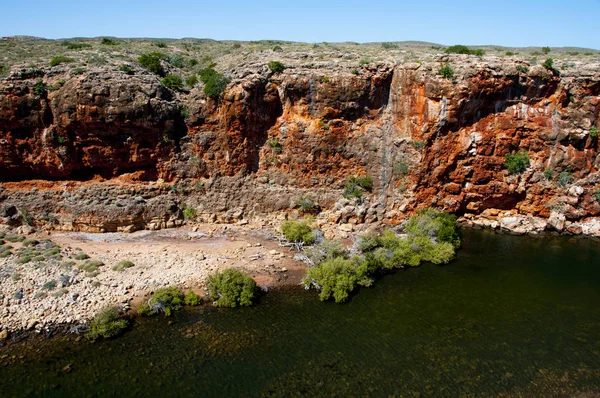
[542, 46, 551, 55]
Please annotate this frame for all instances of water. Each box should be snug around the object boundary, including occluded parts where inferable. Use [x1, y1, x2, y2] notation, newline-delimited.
[2, 229, 600, 397]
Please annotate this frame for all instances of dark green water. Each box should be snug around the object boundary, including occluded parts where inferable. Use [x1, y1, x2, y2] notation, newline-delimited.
[2, 229, 600, 397]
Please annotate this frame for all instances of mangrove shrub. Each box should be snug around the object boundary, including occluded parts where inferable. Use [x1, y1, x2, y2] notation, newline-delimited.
[207, 268, 258, 307]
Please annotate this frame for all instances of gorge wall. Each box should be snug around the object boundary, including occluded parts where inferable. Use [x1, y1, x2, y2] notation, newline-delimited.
[1, 53, 600, 236]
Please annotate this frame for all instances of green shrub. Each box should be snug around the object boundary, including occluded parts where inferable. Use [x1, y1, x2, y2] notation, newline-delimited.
[167, 54, 185, 68]
[595, 189, 600, 203]
[33, 79, 47, 97]
[558, 171, 573, 187]
[405, 208, 461, 248]
[18, 255, 31, 264]
[267, 138, 282, 153]
[393, 161, 409, 177]
[184, 291, 202, 306]
[439, 63, 454, 79]
[268, 61, 286, 73]
[542, 46, 551, 54]
[119, 64, 134, 75]
[42, 280, 57, 290]
[186, 75, 198, 87]
[50, 56, 74, 67]
[542, 58, 554, 70]
[0, 63, 6, 75]
[79, 259, 104, 272]
[302, 257, 371, 303]
[295, 196, 317, 213]
[183, 206, 197, 220]
[382, 42, 398, 49]
[86, 306, 128, 340]
[359, 57, 371, 65]
[504, 151, 530, 174]
[304, 239, 346, 266]
[543, 169, 553, 180]
[411, 140, 426, 150]
[343, 176, 373, 200]
[63, 42, 91, 50]
[22, 239, 39, 247]
[272, 45, 283, 52]
[74, 252, 89, 260]
[161, 74, 184, 91]
[505, 51, 516, 56]
[281, 220, 315, 245]
[207, 268, 258, 307]
[112, 260, 134, 272]
[199, 67, 231, 98]
[154, 41, 167, 48]
[589, 127, 599, 137]
[445, 45, 484, 56]
[138, 52, 165, 76]
[515, 65, 529, 74]
[101, 38, 117, 45]
[351, 69, 359, 75]
[140, 286, 184, 316]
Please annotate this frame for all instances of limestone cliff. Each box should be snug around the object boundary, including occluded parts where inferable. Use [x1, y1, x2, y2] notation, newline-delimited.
[1, 40, 599, 236]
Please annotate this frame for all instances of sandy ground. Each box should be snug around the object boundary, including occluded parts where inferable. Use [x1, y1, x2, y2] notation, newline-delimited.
[0, 223, 306, 335]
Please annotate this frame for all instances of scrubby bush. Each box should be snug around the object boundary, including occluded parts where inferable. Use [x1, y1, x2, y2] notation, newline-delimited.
[50, 56, 74, 67]
[138, 52, 165, 76]
[343, 176, 373, 200]
[185, 75, 198, 87]
[199, 67, 231, 98]
[74, 252, 89, 260]
[595, 189, 600, 203]
[302, 209, 460, 303]
[268, 61, 286, 73]
[33, 79, 47, 97]
[542, 58, 554, 70]
[139, 286, 184, 316]
[303, 257, 371, 303]
[393, 161, 409, 176]
[22, 239, 39, 247]
[112, 260, 134, 272]
[63, 42, 91, 50]
[558, 171, 573, 187]
[589, 127, 599, 137]
[543, 169, 553, 180]
[207, 268, 258, 307]
[504, 151, 530, 174]
[382, 42, 398, 49]
[304, 239, 346, 266]
[167, 54, 185, 68]
[183, 206, 197, 220]
[86, 306, 128, 340]
[79, 259, 104, 272]
[281, 220, 315, 245]
[161, 74, 184, 91]
[268, 138, 283, 153]
[184, 291, 202, 306]
[154, 41, 167, 48]
[445, 45, 484, 56]
[542, 46, 551, 54]
[439, 63, 454, 79]
[119, 64, 134, 75]
[295, 196, 318, 213]
[101, 38, 117, 45]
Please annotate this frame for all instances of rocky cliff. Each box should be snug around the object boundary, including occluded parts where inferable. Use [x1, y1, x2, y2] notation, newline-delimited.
[1, 38, 599, 236]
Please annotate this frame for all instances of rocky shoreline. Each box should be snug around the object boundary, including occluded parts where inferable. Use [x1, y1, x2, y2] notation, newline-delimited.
[0, 222, 305, 341]
[2, 211, 600, 344]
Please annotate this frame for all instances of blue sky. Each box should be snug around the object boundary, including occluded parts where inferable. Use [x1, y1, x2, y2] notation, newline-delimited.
[2, 0, 599, 48]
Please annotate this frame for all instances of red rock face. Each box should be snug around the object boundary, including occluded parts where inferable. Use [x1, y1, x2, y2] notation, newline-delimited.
[1, 59, 599, 231]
